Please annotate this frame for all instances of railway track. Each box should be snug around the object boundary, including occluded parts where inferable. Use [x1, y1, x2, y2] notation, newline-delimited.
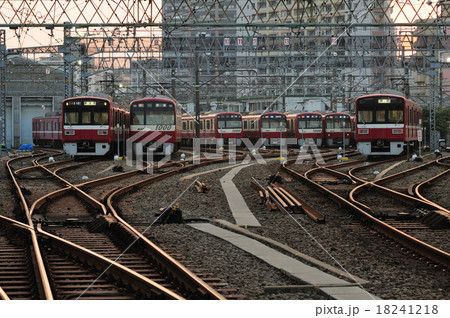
[3, 149, 254, 300]
[3, 147, 449, 300]
[282, 158, 450, 268]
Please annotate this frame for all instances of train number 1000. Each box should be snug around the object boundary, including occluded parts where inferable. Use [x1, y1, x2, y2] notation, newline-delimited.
[156, 124, 172, 130]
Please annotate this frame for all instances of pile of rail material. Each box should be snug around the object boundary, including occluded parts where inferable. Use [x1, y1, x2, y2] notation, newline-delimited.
[251, 181, 325, 223]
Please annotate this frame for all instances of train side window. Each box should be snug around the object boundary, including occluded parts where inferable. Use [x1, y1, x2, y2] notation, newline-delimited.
[201, 121, 204, 130]
[251, 120, 255, 130]
[206, 120, 210, 130]
[244, 121, 248, 130]
[183, 122, 186, 130]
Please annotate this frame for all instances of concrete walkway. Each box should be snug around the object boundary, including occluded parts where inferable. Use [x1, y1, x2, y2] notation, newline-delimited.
[190, 222, 380, 300]
[219, 164, 261, 227]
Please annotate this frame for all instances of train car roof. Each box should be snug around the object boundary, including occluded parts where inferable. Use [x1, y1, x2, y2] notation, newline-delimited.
[243, 111, 286, 117]
[324, 112, 351, 117]
[355, 93, 406, 100]
[63, 95, 128, 111]
[130, 95, 175, 103]
[355, 93, 421, 108]
[286, 112, 323, 117]
[202, 111, 242, 116]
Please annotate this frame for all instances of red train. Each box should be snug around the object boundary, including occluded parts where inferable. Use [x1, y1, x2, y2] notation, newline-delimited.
[32, 115, 62, 147]
[130, 96, 182, 155]
[355, 93, 422, 156]
[324, 112, 354, 147]
[62, 95, 130, 157]
[286, 111, 324, 147]
[242, 111, 287, 146]
[182, 111, 243, 147]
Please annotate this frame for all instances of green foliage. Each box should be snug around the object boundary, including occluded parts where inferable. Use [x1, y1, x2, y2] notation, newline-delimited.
[421, 106, 450, 140]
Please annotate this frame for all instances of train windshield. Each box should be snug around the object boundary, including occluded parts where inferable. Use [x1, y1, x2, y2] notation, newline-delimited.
[357, 97, 404, 124]
[261, 114, 287, 129]
[217, 114, 242, 129]
[325, 115, 351, 129]
[298, 115, 322, 129]
[64, 99, 109, 126]
[131, 101, 175, 125]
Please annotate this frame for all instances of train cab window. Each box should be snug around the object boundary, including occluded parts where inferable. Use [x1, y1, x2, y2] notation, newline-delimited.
[375, 110, 386, 122]
[358, 110, 373, 124]
[131, 110, 144, 125]
[94, 111, 109, 125]
[65, 112, 79, 125]
[81, 111, 91, 124]
[388, 110, 403, 123]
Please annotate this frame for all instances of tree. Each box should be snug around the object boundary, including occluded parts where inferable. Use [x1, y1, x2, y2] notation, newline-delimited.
[421, 106, 450, 142]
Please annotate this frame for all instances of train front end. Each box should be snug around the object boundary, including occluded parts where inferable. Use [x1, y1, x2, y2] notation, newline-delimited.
[215, 112, 243, 147]
[296, 113, 324, 147]
[260, 113, 287, 146]
[324, 113, 353, 147]
[130, 97, 181, 156]
[62, 97, 117, 156]
[356, 95, 409, 156]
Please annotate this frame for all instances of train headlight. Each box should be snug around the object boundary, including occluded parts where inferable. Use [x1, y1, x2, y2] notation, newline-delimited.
[358, 129, 369, 135]
[64, 130, 75, 136]
[97, 130, 108, 136]
[392, 129, 403, 134]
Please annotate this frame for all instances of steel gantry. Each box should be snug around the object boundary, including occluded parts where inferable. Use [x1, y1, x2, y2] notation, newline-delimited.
[0, 30, 6, 147]
[0, 0, 449, 148]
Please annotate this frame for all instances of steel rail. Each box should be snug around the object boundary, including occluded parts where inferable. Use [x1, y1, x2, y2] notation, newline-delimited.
[372, 160, 441, 185]
[35, 225, 184, 300]
[304, 166, 355, 184]
[348, 156, 407, 183]
[0, 287, 9, 300]
[282, 161, 450, 268]
[5, 153, 58, 299]
[105, 155, 249, 300]
[415, 168, 450, 212]
[0, 214, 53, 299]
[36, 156, 238, 299]
[26, 162, 192, 299]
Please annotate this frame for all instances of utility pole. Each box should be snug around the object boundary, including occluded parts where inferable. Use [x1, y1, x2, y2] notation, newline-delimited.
[195, 52, 200, 139]
[63, 23, 74, 99]
[171, 68, 176, 99]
